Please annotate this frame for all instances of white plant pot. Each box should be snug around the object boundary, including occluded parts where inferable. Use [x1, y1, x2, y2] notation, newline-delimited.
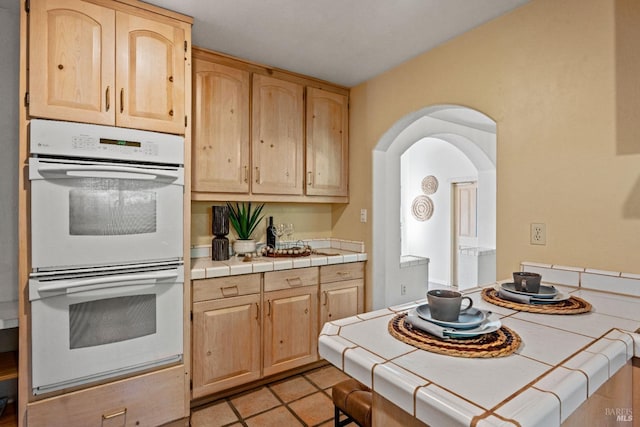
[233, 239, 256, 255]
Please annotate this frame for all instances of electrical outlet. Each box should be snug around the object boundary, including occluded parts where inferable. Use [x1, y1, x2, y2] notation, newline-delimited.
[530, 223, 546, 245]
[360, 208, 367, 223]
[400, 284, 406, 295]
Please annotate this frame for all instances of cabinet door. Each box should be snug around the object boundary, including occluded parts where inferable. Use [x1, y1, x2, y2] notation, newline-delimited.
[116, 12, 185, 134]
[193, 58, 250, 193]
[263, 287, 318, 376]
[29, 0, 115, 125]
[252, 74, 304, 195]
[306, 88, 349, 196]
[320, 279, 364, 327]
[192, 294, 261, 398]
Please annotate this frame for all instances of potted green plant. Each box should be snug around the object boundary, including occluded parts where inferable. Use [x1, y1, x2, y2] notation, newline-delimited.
[226, 202, 265, 254]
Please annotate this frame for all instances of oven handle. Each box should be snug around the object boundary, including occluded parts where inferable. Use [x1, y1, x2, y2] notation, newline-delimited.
[37, 271, 179, 293]
[35, 164, 180, 182]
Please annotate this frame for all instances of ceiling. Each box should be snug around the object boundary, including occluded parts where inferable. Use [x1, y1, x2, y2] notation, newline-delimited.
[146, 0, 530, 88]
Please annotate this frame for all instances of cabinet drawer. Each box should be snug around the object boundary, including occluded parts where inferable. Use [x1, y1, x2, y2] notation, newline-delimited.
[264, 267, 318, 292]
[320, 262, 364, 284]
[193, 273, 261, 302]
[27, 365, 186, 427]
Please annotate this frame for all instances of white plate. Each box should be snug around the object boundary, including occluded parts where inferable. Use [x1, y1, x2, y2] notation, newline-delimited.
[530, 293, 570, 304]
[415, 304, 488, 330]
[501, 282, 558, 299]
[445, 322, 501, 338]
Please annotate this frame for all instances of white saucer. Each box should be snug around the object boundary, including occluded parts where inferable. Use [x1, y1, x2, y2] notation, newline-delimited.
[415, 304, 488, 330]
[501, 282, 558, 299]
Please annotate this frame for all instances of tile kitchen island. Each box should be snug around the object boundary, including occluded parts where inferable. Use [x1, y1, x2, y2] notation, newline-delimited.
[319, 278, 640, 426]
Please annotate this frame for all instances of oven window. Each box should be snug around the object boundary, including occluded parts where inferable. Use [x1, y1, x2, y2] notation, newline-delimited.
[69, 294, 157, 349]
[69, 178, 157, 236]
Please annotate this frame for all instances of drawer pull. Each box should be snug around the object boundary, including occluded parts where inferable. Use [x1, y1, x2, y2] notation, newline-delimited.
[221, 285, 239, 297]
[286, 277, 303, 287]
[322, 291, 328, 306]
[105, 86, 110, 111]
[255, 302, 260, 321]
[120, 89, 124, 113]
[267, 300, 271, 316]
[102, 408, 127, 420]
[337, 271, 352, 278]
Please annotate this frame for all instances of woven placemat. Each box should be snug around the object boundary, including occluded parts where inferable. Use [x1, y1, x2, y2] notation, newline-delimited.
[481, 288, 592, 314]
[388, 313, 521, 358]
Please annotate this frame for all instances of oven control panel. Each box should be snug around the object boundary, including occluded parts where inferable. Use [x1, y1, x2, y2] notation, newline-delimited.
[30, 119, 183, 165]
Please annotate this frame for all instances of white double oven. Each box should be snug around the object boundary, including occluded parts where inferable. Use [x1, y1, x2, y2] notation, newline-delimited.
[28, 119, 184, 395]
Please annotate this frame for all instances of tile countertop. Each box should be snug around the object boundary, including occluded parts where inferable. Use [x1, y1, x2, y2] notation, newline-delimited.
[190, 239, 367, 279]
[318, 282, 640, 427]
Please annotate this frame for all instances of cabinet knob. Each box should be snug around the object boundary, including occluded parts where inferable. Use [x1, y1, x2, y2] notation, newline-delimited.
[168, 75, 174, 83]
[57, 64, 64, 70]
[169, 109, 174, 116]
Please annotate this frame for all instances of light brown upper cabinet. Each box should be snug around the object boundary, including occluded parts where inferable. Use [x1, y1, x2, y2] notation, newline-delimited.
[190, 47, 349, 202]
[114, 12, 186, 134]
[29, 0, 187, 134]
[192, 58, 250, 193]
[306, 88, 349, 197]
[251, 74, 304, 195]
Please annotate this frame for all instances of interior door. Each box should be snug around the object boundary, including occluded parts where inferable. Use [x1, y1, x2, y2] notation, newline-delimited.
[452, 181, 477, 287]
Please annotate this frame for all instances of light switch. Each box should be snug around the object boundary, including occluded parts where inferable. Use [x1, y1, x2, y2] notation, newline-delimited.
[360, 209, 367, 223]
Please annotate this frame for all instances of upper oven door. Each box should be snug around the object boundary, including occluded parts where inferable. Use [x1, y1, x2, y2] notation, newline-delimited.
[29, 157, 184, 270]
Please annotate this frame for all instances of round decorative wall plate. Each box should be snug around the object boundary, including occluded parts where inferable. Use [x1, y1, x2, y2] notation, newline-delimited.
[411, 195, 434, 221]
[421, 175, 439, 195]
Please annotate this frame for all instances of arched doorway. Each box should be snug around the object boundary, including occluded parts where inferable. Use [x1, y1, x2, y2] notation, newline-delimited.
[372, 105, 496, 309]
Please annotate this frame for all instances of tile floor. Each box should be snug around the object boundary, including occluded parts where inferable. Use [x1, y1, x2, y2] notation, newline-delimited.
[190, 365, 352, 427]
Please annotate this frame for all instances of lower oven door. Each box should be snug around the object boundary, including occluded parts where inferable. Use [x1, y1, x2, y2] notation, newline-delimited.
[29, 157, 184, 271]
[29, 265, 184, 395]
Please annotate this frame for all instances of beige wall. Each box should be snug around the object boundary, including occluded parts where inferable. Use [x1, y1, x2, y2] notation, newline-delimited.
[336, 0, 640, 292]
[191, 201, 332, 247]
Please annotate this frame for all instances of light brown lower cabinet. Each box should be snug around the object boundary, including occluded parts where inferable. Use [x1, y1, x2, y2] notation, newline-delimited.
[263, 285, 318, 377]
[26, 364, 186, 427]
[190, 263, 364, 400]
[319, 262, 365, 327]
[191, 274, 261, 398]
[192, 293, 261, 398]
